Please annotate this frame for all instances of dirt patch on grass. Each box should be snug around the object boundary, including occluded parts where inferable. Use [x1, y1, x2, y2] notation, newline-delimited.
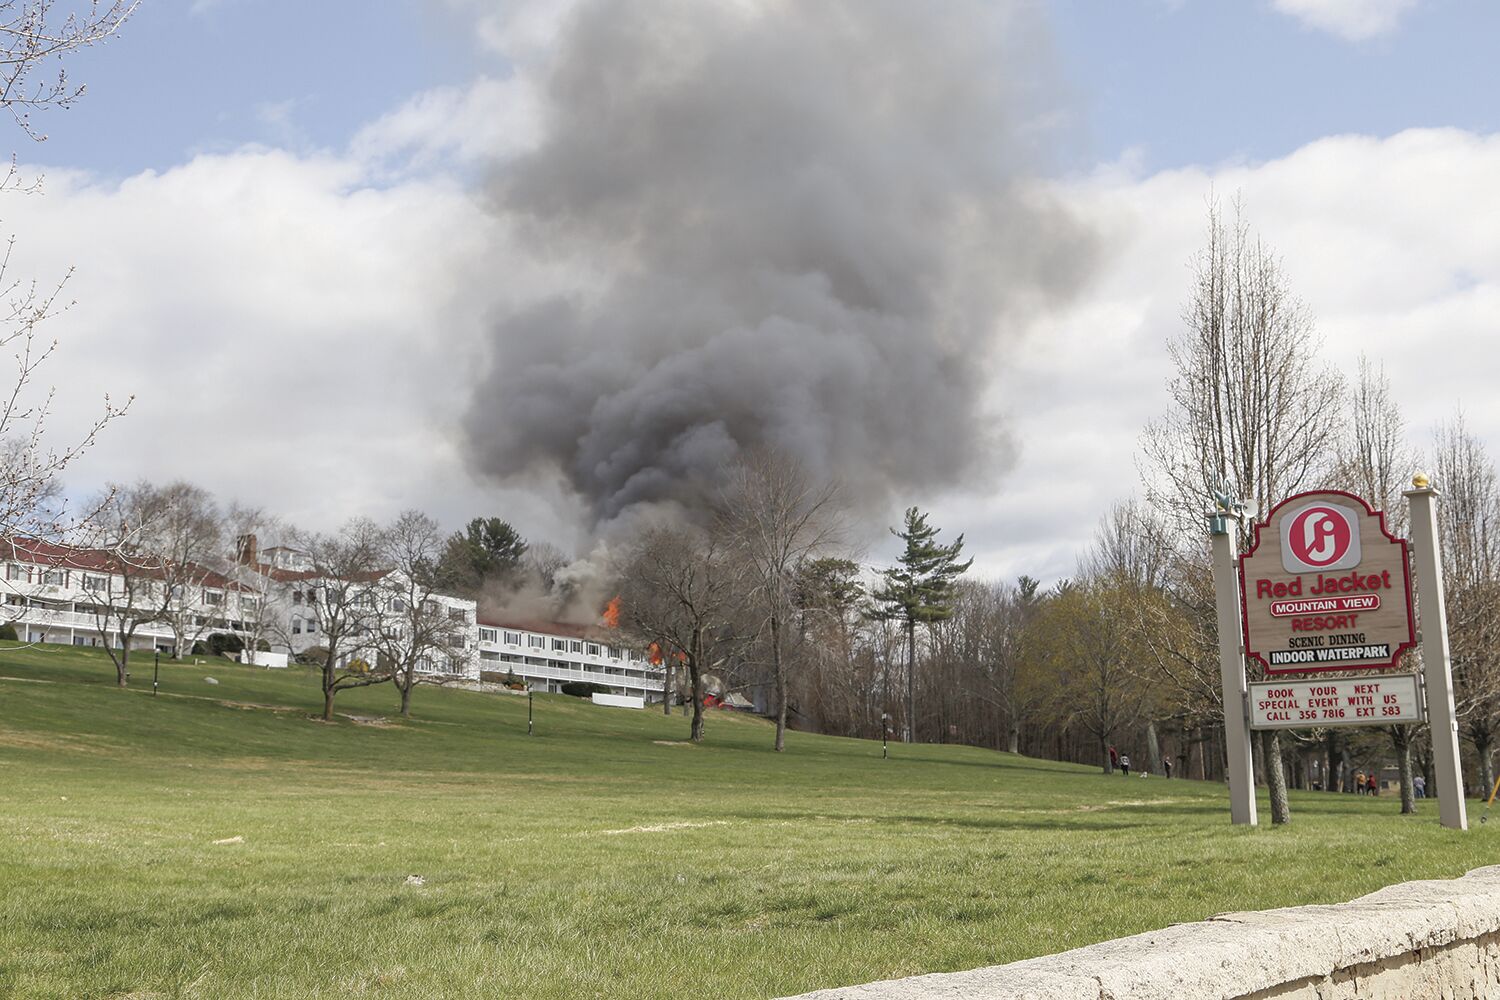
[0, 675, 55, 683]
[1074, 798, 1176, 812]
[339, 713, 399, 728]
[653, 740, 694, 747]
[218, 700, 301, 713]
[0, 730, 120, 755]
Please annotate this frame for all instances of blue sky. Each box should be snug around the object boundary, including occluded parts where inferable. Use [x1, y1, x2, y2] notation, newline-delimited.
[33, 1, 1500, 179]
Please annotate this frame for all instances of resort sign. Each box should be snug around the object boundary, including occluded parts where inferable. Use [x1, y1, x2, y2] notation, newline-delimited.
[1239, 491, 1415, 676]
[1248, 673, 1422, 730]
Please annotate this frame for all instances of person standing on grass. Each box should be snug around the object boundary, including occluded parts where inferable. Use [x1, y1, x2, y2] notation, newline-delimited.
[1109, 745, 1119, 771]
[1355, 771, 1366, 795]
[1120, 753, 1130, 777]
[1163, 756, 1173, 779]
[1415, 774, 1427, 799]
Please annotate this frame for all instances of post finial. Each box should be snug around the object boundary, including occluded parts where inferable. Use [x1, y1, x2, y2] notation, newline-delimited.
[1412, 471, 1431, 490]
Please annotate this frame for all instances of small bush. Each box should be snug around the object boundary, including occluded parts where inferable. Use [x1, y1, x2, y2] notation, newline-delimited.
[190, 641, 209, 655]
[0, 622, 17, 641]
[206, 633, 245, 656]
[560, 681, 610, 698]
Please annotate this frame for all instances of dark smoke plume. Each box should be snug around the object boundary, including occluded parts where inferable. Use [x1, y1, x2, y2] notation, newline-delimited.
[465, 0, 1097, 525]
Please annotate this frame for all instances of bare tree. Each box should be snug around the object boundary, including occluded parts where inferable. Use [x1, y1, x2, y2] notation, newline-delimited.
[142, 482, 226, 658]
[525, 541, 568, 593]
[373, 510, 473, 718]
[297, 518, 389, 722]
[80, 481, 174, 686]
[0, 1, 141, 141]
[1432, 411, 1500, 793]
[1333, 357, 1423, 812]
[0, 0, 140, 539]
[618, 523, 739, 743]
[719, 450, 843, 751]
[1140, 198, 1344, 824]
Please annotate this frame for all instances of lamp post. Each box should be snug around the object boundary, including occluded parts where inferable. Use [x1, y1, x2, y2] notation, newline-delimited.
[528, 689, 534, 736]
[881, 713, 889, 760]
[153, 651, 160, 697]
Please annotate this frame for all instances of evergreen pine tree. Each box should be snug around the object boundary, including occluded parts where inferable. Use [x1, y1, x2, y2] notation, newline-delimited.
[870, 507, 972, 742]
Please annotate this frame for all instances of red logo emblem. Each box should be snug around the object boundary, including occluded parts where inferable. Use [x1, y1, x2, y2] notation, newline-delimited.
[1280, 501, 1361, 574]
[1288, 505, 1351, 567]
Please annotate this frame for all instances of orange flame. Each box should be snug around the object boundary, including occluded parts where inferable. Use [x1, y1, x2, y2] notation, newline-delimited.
[648, 641, 664, 666]
[602, 595, 621, 629]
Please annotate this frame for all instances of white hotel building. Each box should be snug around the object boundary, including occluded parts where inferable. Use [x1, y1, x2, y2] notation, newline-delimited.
[475, 618, 666, 702]
[2, 536, 666, 702]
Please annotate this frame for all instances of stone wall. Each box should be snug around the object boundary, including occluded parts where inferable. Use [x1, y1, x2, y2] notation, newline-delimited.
[783, 866, 1500, 1000]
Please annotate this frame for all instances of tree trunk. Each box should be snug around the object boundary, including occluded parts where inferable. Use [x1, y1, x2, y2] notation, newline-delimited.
[1252, 730, 1266, 786]
[905, 618, 916, 743]
[689, 628, 705, 743]
[1146, 721, 1161, 775]
[322, 660, 337, 722]
[114, 643, 130, 688]
[1267, 731, 1291, 825]
[1100, 736, 1110, 774]
[662, 656, 673, 716]
[772, 614, 787, 752]
[1480, 737, 1496, 799]
[400, 678, 413, 718]
[1393, 725, 1416, 814]
[1006, 718, 1020, 754]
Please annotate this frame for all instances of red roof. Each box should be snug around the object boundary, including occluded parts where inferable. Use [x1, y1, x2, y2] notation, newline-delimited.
[475, 616, 616, 641]
[0, 536, 251, 591]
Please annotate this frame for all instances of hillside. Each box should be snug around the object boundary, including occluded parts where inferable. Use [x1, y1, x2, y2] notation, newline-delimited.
[1, 644, 1494, 999]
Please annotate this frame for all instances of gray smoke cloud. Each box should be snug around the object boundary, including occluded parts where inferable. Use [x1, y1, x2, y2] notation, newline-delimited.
[465, 0, 1098, 526]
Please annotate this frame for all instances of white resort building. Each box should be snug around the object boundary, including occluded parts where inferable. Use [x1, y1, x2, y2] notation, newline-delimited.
[475, 618, 666, 702]
[1, 535, 666, 702]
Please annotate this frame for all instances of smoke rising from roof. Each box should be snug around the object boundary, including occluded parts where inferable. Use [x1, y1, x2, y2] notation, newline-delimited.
[464, 0, 1098, 527]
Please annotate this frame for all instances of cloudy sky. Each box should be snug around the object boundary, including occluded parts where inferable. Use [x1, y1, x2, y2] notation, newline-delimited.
[17, 0, 1500, 581]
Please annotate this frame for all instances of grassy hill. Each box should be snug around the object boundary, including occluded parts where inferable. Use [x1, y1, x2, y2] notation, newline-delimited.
[1, 644, 1495, 999]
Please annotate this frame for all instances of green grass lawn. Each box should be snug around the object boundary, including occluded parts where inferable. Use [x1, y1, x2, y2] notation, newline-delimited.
[1, 644, 1495, 1000]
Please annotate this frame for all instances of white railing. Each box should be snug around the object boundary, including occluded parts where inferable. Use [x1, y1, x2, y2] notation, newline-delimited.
[480, 658, 665, 692]
[6, 606, 175, 638]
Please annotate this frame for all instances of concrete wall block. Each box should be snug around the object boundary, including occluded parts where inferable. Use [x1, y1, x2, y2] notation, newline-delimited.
[781, 868, 1500, 1000]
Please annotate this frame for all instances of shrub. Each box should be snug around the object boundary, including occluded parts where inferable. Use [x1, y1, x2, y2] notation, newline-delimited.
[560, 681, 611, 698]
[190, 641, 208, 655]
[0, 622, 17, 640]
[206, 633, 245, 656]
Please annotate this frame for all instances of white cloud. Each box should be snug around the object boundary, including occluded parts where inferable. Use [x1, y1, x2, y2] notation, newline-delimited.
[943, 127, 1500, 582]
[349, 76, 541, 176]
[1271, 0, 1420, 41]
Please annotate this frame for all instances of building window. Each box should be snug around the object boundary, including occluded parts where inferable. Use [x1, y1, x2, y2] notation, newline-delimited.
[292, 590, 304, 605]
[42, 570, 65, 586]
[390, 597, 406, 612]
[83, 574, 108, 592]
[307, 619, 319, 634]
[505, 631, 521, 645]
[292, 618, 303, 635]
[587, 643, 601, 657]
[481, 650, 499, 661]
[552, 638, 567, 652]
[204, 590, 224, 606]
[570, 640, 583, 653]
[5, 563, 23, 581]
[479, 627, 498, 643]
[448, 606, 467, 622]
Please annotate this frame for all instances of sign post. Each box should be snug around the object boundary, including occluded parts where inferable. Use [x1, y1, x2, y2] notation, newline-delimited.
[1405, 481, 1468, 830]
[1209, 506, 1257, 826]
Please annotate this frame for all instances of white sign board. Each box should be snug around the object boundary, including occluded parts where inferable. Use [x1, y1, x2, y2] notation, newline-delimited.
[591, 692, 644, 710]
[1249, 673, 1421, 730]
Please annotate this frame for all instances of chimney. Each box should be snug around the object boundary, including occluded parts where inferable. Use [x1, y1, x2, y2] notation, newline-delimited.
[235, 533, 258, 566]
